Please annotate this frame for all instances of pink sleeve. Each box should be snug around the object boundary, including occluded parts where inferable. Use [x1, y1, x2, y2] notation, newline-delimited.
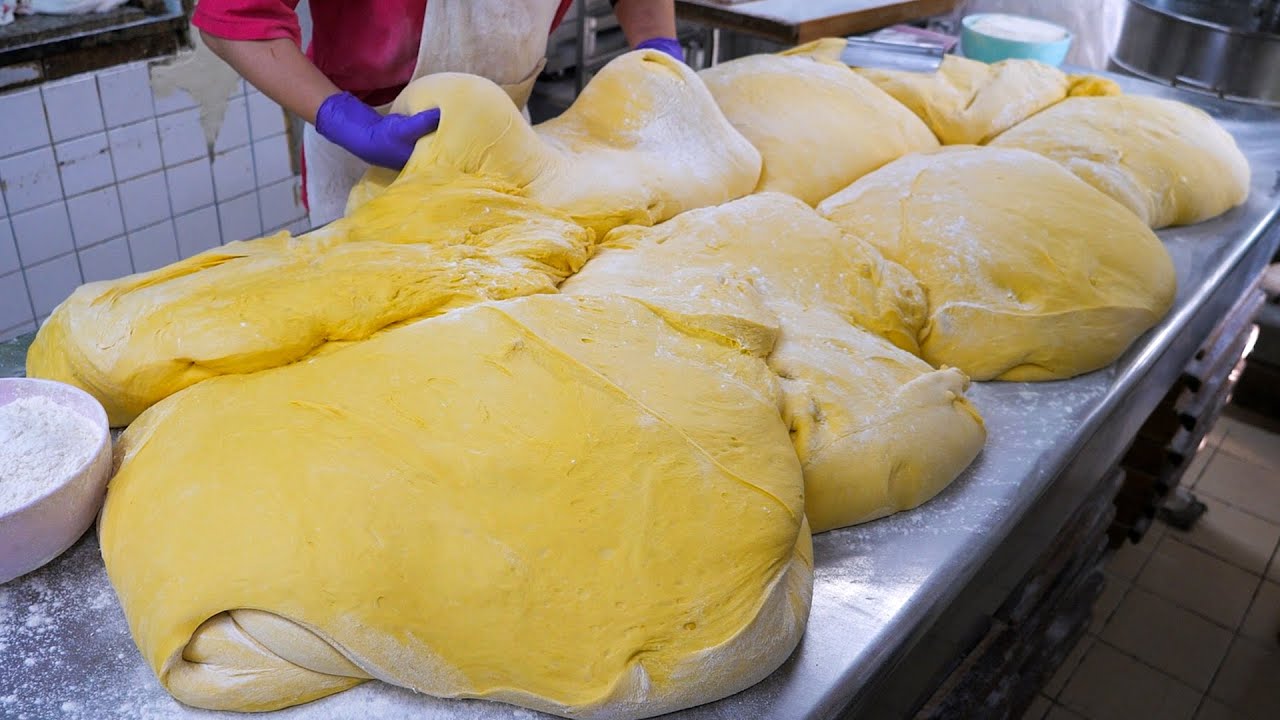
[191, 0, 304, 45]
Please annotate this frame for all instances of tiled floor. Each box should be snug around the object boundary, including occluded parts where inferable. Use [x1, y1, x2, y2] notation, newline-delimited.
[1026, 410, 1280, 720]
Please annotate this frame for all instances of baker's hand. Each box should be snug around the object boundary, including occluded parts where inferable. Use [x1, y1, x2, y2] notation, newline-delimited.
[635, 37, 685, 63]
[315, 92, 441, 170]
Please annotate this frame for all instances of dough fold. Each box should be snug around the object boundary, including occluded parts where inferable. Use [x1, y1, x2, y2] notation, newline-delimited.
[561, 194, 986, 531]
[349, 50, 763, 235]
[990, 95, 1250, 228]
[817, 146, 1176, 381]
[26, 177, 592, 425]
[700, 46, 939, 205]
[102, 293, 811, 718]
[857, 55, 1119, 145]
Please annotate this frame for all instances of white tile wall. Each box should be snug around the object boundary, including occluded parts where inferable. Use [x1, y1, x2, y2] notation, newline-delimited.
[79, 236, 134, 283]
[0, 89, 50, 157]
[0, 62, 306, 342]
[11, 202, 72, 265]
[97, 63, 155, 129]
[166, 158, 214, 214]
[1, 147, 62, 213]
[66, 187, 124, 248]
[25, 253, 82, 317]
[55, 133, 114, 196]
[174, 206, 222, 258]
[118, 171, 171, 231]
[152, 85, 199, 116]
[128, 220, 179, 273]
[158, 108, 207, 167]
[215, 96, 250, 153]
[0, 216, 18, 276]
[247, 90, 287, 140]
[212, 145, 255, 202]
[218, 192, 262, 244]
[108, 120, 163, 181]
[0, 270, 35, 331]
[254, 134, 294, 186]
[259, 176, 305, 232]
[42, 75, 104, 143]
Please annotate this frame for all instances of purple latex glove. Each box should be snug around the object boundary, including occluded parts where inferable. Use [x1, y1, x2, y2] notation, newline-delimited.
[315, 92, 441, 170]
[635, 36, 685, 63]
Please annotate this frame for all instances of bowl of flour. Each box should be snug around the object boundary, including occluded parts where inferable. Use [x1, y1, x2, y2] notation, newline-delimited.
[1, 378, 111, 584]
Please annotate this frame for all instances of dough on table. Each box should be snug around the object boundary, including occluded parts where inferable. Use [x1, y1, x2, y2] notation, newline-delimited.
[817, 146, 1176, 381]
[27, 51, 762, 425]
[349, 49, 763, 235]
[561, 194, 986, 531]
[990, 95, 1250, 228]
[856, 55, 1119, 145]
[103, 293, 812, 718]
[26, 175, 593, 425]
[699, 43, 939, 205]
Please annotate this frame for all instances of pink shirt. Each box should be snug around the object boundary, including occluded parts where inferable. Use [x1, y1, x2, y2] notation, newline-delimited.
[193, 0, 573, 106]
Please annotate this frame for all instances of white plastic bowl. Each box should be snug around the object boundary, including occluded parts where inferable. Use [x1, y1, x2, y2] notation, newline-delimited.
[0, 378, 112, 584]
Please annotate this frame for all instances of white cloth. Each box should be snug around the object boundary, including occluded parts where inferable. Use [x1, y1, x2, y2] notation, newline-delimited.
[962, 0, 1126, 70]
[306, 0, 561, 227]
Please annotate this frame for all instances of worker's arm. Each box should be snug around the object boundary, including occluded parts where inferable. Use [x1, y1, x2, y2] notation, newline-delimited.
[200, 31, 439, 170]
[613, 0, 684, 61]
[201, 34, 336, 124]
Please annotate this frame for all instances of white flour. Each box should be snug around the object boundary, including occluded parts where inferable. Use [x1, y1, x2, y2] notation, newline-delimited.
[0, 397, 101, 513]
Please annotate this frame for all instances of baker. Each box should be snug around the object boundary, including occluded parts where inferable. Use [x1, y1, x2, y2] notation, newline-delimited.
[194, 0, 684, 226]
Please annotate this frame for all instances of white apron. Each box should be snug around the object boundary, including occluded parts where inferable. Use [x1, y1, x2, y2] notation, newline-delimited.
[304, 0, 562, 227]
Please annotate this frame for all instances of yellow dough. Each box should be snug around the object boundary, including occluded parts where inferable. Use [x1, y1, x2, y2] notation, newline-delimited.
[27, 51, 762, 425]
[349, 50, 763, 235]
[818, 146, 1177, 381]
[26, 176, 593, 425]
[857, 55, 1119, 145]
[561, 194, 986, 531]
[103, 292, 812, 718]
[990, 95, 1250, 228]
[699, 46, 939, 205]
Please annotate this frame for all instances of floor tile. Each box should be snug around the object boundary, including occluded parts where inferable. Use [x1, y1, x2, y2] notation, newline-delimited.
[1105, 522, 1164, 582]
[1044, 705, 1086, 720]
[1183, 440, 1216, 488]
[1172, 494, 1280, 575]
[1044, 634, 1094, 698]
[1021, 693, 1051, 720]
[1194, 697, 1237, 720]
[1269, 550, 1280, 583]
[1196, 452, 1280, 525]
[1137, 536, 1259, 629]
[1061, 641, 1200, 720]
[1209, 635, 1280, 720]
[1101, 587, 1233, 690]
[1216, 418, 1280, 472]
[1239, 580, 1280, 643]
[1090, 574, 1129, 634]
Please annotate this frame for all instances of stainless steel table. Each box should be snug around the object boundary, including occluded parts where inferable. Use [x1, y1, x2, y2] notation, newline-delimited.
[1, 74, 1278, 720]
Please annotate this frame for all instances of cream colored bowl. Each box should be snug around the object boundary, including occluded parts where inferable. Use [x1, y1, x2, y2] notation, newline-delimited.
[0, 378, 111, 584]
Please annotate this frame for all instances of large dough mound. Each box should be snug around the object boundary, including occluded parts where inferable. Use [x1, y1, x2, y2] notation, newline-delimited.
[350, 50, 763, 235]
[818, 146, 1176, 381]
[699, 47, 939, 205]
[561, 194, 986, 531]
[102, 293, 812, 718]
[28, 51, 763, 425]
[990, 95, 1250, 228]
[26, 174, 593, 425]
[857, 55, 1119, 145]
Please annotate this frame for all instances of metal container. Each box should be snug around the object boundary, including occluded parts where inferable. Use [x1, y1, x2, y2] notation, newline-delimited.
[1111, 0, 1280, 105]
